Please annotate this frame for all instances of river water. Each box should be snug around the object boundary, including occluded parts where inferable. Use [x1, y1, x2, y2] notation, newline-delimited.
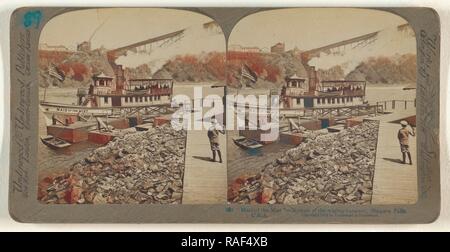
[38, 88, 100, 177]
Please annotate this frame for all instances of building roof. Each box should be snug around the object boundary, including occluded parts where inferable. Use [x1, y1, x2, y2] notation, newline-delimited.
[287, 74, 306, 80]
[93, 72, 114, 79]
[128, 78, 173, 82]
[271, 42, 285, 48]
[321, 80, 365, 83]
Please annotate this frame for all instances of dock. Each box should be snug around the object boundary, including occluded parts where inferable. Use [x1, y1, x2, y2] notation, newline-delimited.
[182, 127, 227, 204]
[181, 85, 227, 204]
[371, 106, 417, 204]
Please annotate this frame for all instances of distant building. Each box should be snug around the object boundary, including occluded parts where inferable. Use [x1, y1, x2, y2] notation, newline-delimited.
[397, 23, 415, 37]
[229, 44, 261, 53]
[270, 42, 285, 54]
[38, 43, 70, 51]
[203, 21, 219, 30]
[203, 21, 223, 34]
[77, 41, 91, 52]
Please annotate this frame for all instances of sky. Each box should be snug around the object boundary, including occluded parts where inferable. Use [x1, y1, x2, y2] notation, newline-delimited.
[229, 8, 409, 51]
[40, 8, 409, 52]
[39, 8, 225, 51]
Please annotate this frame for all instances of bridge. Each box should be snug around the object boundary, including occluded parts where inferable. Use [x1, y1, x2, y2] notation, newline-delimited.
[300, 23, 412, 64]
[107, 29, 185, 58]
[105, 29, 186, 91]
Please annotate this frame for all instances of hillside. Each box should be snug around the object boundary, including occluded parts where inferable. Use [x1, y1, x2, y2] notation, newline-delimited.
[226, 51, 307, 88]
[345, 54, 416, 84]
[153, 51, 416, 87]
[39, 48, 416, 89]
[39, 50, 153, 88]
[152, 52, 226, 82]
[39, 50, 115, 88]
[152, 50, 309, 88]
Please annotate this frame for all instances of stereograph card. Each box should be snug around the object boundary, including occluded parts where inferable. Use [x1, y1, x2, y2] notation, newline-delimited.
[8, 7, 440, 223]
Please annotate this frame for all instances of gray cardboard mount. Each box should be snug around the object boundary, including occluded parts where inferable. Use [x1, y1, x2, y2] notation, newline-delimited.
[9, 7, 440, 223]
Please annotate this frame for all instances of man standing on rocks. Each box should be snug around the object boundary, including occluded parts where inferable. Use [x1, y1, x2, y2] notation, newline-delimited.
[207, 117, 225, 163]
[398, 120, 415, 165]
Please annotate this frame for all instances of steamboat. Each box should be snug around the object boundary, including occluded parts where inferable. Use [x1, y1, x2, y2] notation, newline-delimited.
[281, 74, 366, 110]
[40, 28, 186, 127]
[39, 73, 174, 126]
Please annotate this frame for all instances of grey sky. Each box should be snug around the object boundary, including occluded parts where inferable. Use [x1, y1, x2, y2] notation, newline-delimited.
[229, 8, 408, 51]
[40, 8, 408, 53]
[39, 8, 222, 51]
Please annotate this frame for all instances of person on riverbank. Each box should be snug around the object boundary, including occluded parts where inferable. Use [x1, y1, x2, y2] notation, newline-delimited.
[207, 117, 225, 163]
[398, 120, 415, 165]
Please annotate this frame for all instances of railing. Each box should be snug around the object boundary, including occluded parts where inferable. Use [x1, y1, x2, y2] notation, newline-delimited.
[342, 90, 365, 96]
[307, 104, 382, 117]
[281, 104, 383, 118]
[376, 99, 416, 111]
[316, 89, 365, 96]
[150, 88, 172, 96]
[94, 90, 111, 95]
[285, 88, 307, 96]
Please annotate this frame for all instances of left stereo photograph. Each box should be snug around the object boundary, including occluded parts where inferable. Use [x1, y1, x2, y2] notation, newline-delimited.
[37, 8, 227, 205]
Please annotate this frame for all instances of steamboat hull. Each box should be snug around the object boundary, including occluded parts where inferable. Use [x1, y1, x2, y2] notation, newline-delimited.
[39, 101, 171, 126]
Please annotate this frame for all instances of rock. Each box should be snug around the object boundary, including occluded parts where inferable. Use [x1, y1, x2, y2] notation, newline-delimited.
[93, 194, 107, 204]
[230, 121, 379, 205]
[339, 166, 349, 174]
[276, 157, 288, 165]
[247, 191, 258, 201]
[77, 196, 86, 204]
[84, 191, 96, 203]
[38, 125, 187, 205]
[258, 187, 274, 204]
[357, 184, 370, 194]
[283, 194, 297, 205]
[361, 194, 372, 202]
[171, 192, 183, 200]
[346, 195, 357, 201]
[65, 186, 82, 204]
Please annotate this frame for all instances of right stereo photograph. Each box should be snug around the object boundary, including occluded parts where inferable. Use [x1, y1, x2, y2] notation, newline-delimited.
[226, 8, 417, 206]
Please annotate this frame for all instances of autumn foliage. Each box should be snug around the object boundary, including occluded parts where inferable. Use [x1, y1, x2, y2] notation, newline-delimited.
[346, 54, 416, 84]
[38, 50, 74, 68]
[158, 52, 227, 82]
[158, 51, 281, 85]
[39, 50, 91, 82]
[58, 62, 90, 81]
[204, 52, 227, 81]
[227, 51, 281, 84]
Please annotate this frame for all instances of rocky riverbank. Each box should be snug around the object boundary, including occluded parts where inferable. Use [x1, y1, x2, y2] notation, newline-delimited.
[228, 120, 379, 205]
[38, 125, 186, 204]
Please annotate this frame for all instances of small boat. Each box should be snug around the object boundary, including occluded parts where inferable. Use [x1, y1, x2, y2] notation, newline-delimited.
[40, 135, 72, 149]
[403, 84, 417, 90]
[233, 136, 263, 150]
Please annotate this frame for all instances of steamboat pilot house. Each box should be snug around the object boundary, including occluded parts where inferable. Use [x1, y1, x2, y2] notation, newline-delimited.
[77, 73, 173, 108]
[281, 74, 366, 109]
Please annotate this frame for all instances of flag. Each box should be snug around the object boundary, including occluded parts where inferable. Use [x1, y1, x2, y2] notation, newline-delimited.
[48, 64, 65, 81]
[241, 64, 257, 83]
